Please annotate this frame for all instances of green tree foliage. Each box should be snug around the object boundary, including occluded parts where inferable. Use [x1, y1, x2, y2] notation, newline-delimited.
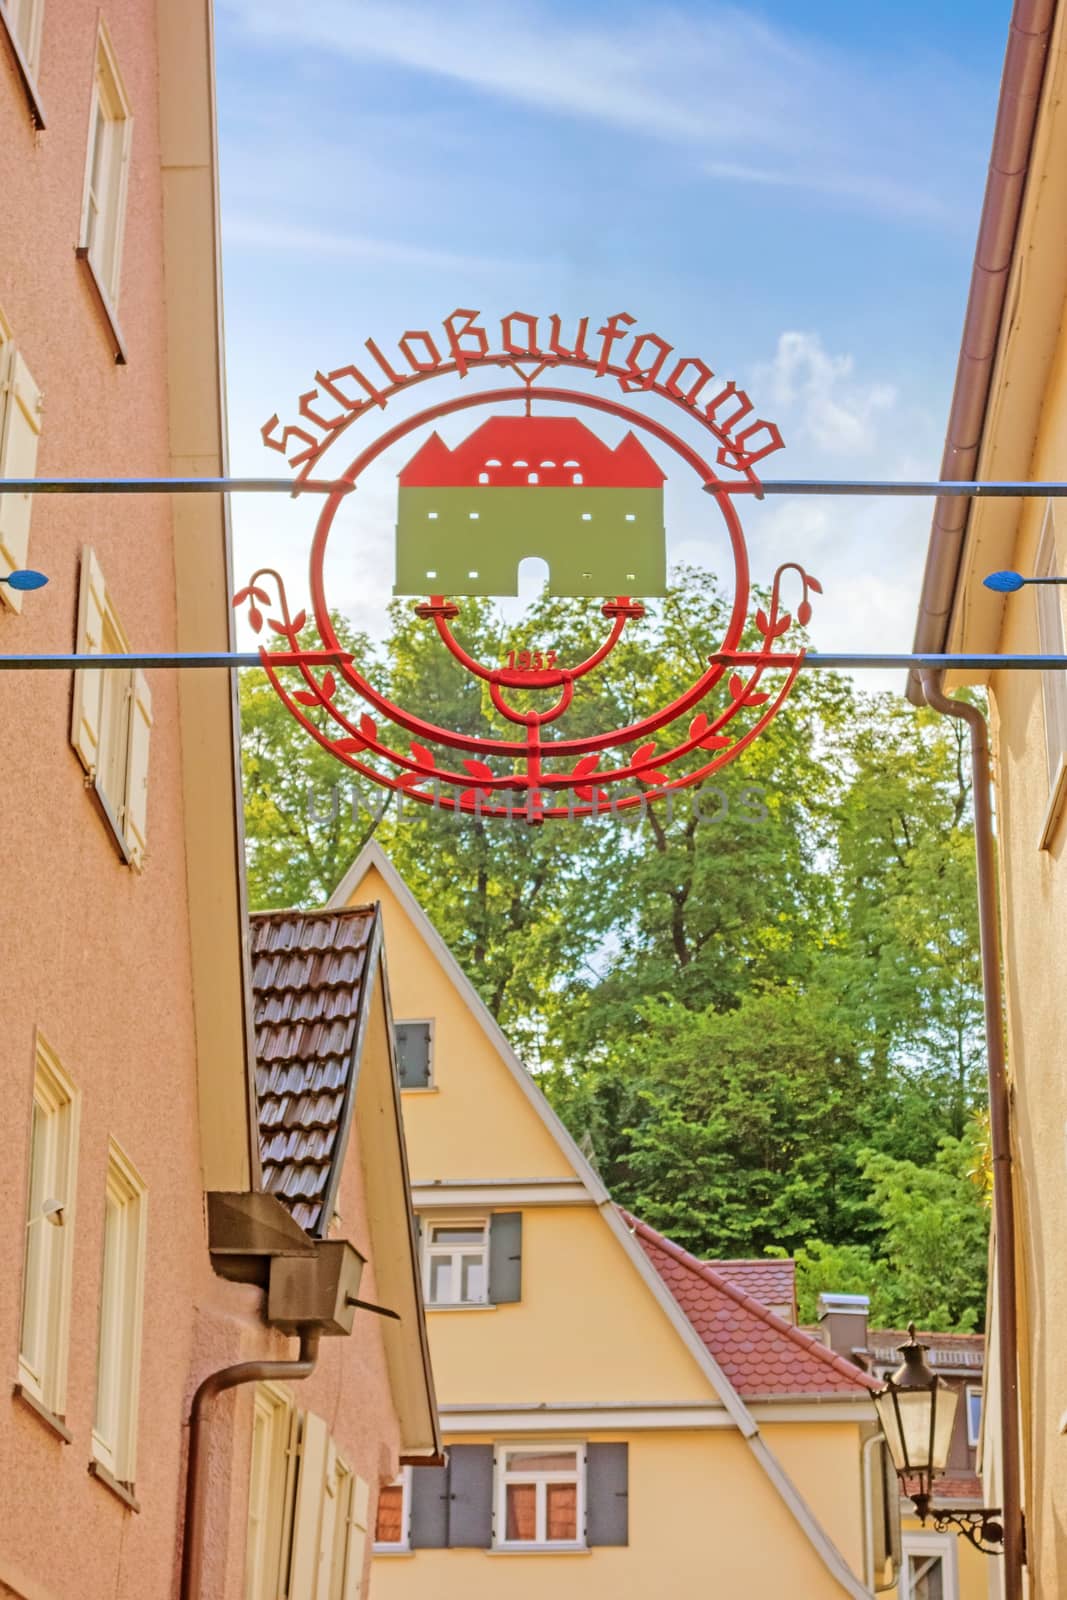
[239, 570, 989, 1327]
[790, 1119, 991, 1331]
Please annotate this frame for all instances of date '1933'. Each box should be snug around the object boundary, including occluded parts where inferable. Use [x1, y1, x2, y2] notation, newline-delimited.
[506, 649, 558, 671]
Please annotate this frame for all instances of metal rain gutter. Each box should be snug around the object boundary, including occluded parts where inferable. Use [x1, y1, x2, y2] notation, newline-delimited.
[907, 7, 1058, 1596]
[908, 0, 1057, 705]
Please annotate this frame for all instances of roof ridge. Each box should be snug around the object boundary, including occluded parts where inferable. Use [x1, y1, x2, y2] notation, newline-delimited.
[709, 1256, 795, 1271]
[621, 1210, 880, 1394]
[250, 903, 378, 922]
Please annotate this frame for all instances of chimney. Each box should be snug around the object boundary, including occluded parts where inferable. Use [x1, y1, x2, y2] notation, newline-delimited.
[817, 1292, 870, 1367]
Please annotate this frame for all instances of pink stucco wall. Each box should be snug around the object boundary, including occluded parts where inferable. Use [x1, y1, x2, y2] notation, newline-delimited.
[0, 7, 403, 1597]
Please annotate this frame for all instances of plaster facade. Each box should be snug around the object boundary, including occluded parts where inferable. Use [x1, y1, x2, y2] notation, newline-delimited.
[336, 846, 895, 1599]
[912, 8, 1067, 1594]
[0, 5, 435, 1596]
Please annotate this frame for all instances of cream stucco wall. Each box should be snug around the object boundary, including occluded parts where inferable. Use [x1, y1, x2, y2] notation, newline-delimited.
[426, 1204, 718, 1406]
[375, 1428, 869, 1600]
[344, 854, 884, 1597]
[359, 863, 577, 1181]
[937, 22, 1067, 1589]
[982, 322, 1067, 1600]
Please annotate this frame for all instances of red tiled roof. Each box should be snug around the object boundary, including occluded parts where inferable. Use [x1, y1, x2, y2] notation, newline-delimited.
[904, 1473, 983, 1504]
[250, 905, 380, 1235]
[871, 1328, 984, 1370]
[624, 1212, 880, 1398]
[710, 1258, 797, 1319]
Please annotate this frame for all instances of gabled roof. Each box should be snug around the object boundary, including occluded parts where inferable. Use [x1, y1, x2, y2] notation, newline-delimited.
[328, 843, 877, 1596]
[870, 1329, 984, 1372]
[398, 416, 665, 488]
[250, 900, 442, 1461]
[251, 905, 380, 1235]
[711, 1257, 797, 1319]
[328, 841, 612, 1207]
[626, 1214, 880, 1398]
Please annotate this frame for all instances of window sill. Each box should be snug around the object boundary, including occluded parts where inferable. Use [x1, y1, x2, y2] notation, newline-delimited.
[12, 1382, 72, 1443]
[425, 1302, 497, 1313]
[0, 6, 47, 128]
[1038, 753, 1067, 850]
[401, 1086, 439, 1094]
[74, 247, 128, 365]
[88, 1458, 140, 1512]
[372, 1548, 414, 1558]
[489, 1546, 591, 1557]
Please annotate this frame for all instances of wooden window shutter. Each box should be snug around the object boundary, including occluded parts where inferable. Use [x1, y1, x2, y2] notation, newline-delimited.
[586, 1442, 628, 1546]
[287, 1412, 329, 1599]
[71, 547, 109, 774]
[488, 1212, 522, 1304]
[0, 347, 43, 611]
[445, 1445, 493, 1548]
[339, 1476, 370, 1600]
[868, 1438, 901, 1591]
[122, 670, 152, 868]
[408, 1461, 449, 1549]
[312, 1438, 340, 1600]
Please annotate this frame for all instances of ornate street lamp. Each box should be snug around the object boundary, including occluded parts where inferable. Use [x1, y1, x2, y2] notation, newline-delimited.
[875, 1324, 1004, 1554]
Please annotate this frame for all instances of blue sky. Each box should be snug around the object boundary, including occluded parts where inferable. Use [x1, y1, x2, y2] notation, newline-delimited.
[214, 0, 1011, 662]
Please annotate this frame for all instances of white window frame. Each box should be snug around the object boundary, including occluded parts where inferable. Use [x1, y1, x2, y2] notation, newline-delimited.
[246, 1383, 294, 1600]
[422, 1216, 489, 1307]
[18, 1037, 79, 1417]
[0, 307, 44, 611]
[901, 1529, 958, 1600]
[372, 1467, 411, 1552]
[1, 0, 45, 80]
[965, 1385, 982, 1449]
[493, 1442, 586, 1551]
[393, 1018, 434, 1091]
[71, 547, 153, 868]
[78, 21, 132, 309]
[91, 1141, 147, 1485]
[332, 1459, 370, 1599]
[1036, 504, 1067, 790]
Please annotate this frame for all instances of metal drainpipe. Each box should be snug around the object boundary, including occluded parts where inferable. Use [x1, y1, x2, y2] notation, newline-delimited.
[180, 1326, 322, 1600]
[919, 673, 1023, 1597]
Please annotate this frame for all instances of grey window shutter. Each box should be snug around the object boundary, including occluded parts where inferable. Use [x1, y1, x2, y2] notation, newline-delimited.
[488, 1212, 522, 1304]
[869, 1439, 901, 1590]
[586, 1443, 628, 1547]
[446, 1445, 493, 1548]
[394, 1022, 431, 1088]
[409, 1462, 450, 1548]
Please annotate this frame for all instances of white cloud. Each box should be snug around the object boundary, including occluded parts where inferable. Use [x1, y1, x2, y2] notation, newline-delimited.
[220, 0, 977, 223]
[755, 332, 897, 457]
[701, 161, 947, 223]
[224, 217, 521, 273]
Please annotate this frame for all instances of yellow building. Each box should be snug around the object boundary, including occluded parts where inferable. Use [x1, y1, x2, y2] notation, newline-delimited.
[911, 4, 1067, 1595]
[333, 842, 906, 1597]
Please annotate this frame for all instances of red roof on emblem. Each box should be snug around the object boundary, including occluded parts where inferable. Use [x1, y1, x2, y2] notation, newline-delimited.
[398, 416, 666, 489]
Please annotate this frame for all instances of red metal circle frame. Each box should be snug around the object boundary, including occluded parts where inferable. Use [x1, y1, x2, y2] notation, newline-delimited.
[236, 369, 820, 821]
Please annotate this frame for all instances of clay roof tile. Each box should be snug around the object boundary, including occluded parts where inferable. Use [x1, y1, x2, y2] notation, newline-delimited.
[622, 1210, 880, 1399]
[250, 905, 380, 1238]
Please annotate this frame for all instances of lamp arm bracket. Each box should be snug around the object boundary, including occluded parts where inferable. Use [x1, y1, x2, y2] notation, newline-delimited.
[928, 1507, 1005, 1555]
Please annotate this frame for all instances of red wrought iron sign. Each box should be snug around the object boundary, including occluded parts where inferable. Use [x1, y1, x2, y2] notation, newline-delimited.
[237, 306, 820, 822]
